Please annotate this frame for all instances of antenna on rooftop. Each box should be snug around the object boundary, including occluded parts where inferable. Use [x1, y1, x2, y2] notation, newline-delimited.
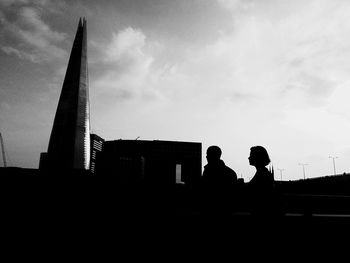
[0, 132, 7, 167]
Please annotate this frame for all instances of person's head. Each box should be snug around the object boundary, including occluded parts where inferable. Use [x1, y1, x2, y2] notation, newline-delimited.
[206, 145, 222, 163]
[248, 146, 270, 168]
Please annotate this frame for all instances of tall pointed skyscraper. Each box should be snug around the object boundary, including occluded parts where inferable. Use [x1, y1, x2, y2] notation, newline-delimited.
[43, 18, 90, 172]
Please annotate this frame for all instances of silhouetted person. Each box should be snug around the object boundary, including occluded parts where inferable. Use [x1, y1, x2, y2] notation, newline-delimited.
[248, 146, 275, 218]
[200, 145, 237, 218]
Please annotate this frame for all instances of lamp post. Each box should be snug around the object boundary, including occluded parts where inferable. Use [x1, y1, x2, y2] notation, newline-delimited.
[329, 156, 338, 176]
[277, 168, 285, 181]
[298, 163, 308, 180]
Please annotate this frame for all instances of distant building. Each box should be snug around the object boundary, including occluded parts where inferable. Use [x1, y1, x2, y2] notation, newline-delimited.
[96, 140, 202, 185]
[90, 134, 104, 174]
[40, 18, 91, 173]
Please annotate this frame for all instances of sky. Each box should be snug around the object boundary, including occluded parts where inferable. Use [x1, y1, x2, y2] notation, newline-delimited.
[1, 0, 350, 181]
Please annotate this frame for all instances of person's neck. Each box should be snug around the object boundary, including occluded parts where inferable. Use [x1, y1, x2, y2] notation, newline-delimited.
[209, 159, 222, 165]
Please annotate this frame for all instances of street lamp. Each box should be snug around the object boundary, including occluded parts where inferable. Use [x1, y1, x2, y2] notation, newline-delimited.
[277, 168, 285, 181]
[329, 156, 338, 176]
[298, 163, 308, 180]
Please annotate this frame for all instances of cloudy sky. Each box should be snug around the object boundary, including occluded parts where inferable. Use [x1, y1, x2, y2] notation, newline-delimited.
[1, 0, 350, 181]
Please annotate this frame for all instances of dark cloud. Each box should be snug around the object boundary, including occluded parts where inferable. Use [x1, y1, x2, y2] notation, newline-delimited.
[0, 1, 67, 63]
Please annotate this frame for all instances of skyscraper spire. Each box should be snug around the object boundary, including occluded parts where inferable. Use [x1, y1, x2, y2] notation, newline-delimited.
[43, 18, 90, 172]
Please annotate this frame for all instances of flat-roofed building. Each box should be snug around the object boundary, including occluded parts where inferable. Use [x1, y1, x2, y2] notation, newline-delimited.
[96, 140, 202, 185]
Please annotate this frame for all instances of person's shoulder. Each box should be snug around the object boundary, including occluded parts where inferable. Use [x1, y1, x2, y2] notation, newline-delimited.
[225, 165, 237, 177]
[264, 168, 274, 178]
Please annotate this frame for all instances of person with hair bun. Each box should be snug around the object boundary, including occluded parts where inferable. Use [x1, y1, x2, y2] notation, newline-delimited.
[248, 146, 274, 189]
[248, 146, 275, 217]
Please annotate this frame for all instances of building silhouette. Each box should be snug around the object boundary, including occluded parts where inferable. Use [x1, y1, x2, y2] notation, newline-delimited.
[90, 134, 104, 174]
[40, 18, 90, 173]
[96, 140, 202, 185]
[37, 17, 202, 184]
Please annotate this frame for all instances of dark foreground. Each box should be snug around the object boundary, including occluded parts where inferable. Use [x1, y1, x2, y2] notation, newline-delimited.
[2, 175, 350, 227]
[2, 175, 349, 258]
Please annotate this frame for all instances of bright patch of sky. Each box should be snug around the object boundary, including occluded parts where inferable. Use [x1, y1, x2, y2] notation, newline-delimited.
[1, 0, 350, 181]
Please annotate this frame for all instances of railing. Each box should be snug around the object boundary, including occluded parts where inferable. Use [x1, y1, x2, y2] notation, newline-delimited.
[281, 193, 350, 216]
